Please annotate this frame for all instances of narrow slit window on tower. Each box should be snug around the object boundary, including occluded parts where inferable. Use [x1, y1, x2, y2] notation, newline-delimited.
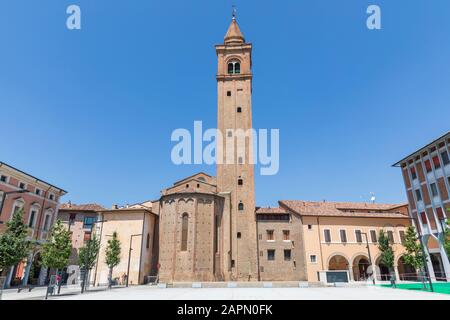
[227, 91, 231, 96]
[238, 202, 244, 211]
[237, 232, 241, 239]
[237, 107, 242, 113]
[181, 213, 189, 251]
[238, 178, 243, 186]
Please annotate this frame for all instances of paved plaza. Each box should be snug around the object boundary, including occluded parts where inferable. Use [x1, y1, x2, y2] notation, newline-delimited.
[2, 284, 450, 300]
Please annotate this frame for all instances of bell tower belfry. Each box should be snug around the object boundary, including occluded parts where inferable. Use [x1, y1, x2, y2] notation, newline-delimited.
[216, 14, 258, 281]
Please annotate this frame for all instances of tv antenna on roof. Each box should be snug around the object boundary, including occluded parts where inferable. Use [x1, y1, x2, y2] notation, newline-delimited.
[370, 192, 376, 204]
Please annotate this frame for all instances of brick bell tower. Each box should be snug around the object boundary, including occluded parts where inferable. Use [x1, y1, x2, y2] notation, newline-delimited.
[216, 13, 258, 281]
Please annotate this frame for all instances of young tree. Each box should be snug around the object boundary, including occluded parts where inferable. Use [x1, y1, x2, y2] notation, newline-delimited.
[105, 231, 121, 288]
[78, 235, 100, 291]
[0, 208, 32, 287]
[378, 230, 396, 286]
[445, 217, 450, 257]
[402, 225, 427, 288]
[41, 219, 72, 293]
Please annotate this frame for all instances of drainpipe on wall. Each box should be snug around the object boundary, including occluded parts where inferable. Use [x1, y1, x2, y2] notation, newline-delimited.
[316, 217, 325, 271]
[255, 213, 261, 281]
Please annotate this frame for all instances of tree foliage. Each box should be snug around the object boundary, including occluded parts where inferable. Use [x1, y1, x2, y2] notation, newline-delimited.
[105, 231, 121, 269]
[402, 226, 426, 271]
[378, 230, 395, 270]
[41, 219, 72, 270]
[0, 207, 32, 271]
[78, 235, 100, 270]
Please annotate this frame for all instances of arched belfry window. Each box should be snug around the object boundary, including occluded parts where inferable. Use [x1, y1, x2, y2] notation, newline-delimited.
[238, 202, 244, 211]
[227, 60, 241, 75]
[181, 213, 189, 251]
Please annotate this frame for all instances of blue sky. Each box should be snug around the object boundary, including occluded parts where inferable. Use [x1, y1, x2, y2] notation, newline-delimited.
[1, 0, 450, 207]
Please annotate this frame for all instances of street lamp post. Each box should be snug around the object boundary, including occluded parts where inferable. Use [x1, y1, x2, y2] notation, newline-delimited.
[360, 232, 375, 285]
[126, 234, 142, 287]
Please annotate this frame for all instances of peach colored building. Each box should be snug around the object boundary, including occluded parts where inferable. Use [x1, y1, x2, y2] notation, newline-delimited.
[257, 201, 412, 283]
[57, 203, 105, 266]
[92, 206, 159, 286]
[0, 161, 67, 287]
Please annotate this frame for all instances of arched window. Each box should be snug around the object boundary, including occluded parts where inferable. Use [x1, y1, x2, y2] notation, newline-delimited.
[11, 199, 25, 219]
[234, 62, 240, 74]
[227, 60, 241, 74]
[28, 205, 40, 228]
[181, 213, 189, 251]
[228, 63, 234, 74]
[238, 202, 244, 211]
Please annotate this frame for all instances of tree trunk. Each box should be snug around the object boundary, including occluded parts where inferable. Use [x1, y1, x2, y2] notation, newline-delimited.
[108, 267, 113, 289]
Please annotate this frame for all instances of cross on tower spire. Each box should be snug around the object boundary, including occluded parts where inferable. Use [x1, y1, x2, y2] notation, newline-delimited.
[232, 5, 237, 20]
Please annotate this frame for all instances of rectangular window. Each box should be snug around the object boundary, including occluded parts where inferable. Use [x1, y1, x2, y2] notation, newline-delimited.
[387, 231, 394, 243]
[415, 189, 423, 202]
[267, 250, 275, 261]
[283, 230, 290, 240]
[227, 91, 231, 96]
[308, 225, 312, 230]
[433, 156, 441, 169]
[399, 231, 406, 244]
[35, 188, 41, 196]
[69, 213, 76, 225]
[436, 207, 445, 220]
[340, 230, 347, 243]
[410, 167, 417, 180]
[355, 230, 362, 243]
[324, 229, 331, 243]
[430, 183, 439, 197]
[424, 160, 432, 173]
[370, 230, 377, 243]
[420, 212, 428, 224]
[28, 210, 36, 228]
[0, 175, 7, 182]
[266, 230, 274, 241]
[258, 234, 262, 240]
[19, 182, 26, 189]
[83, 216, 96, 229]
[83, 232, 91, 243]
[310, 255, 317, 263]
[49, 194, 54, 201]
[441, 151, 450, 166]
[284, 249, 291, 261]
[43, 215, 51, 231]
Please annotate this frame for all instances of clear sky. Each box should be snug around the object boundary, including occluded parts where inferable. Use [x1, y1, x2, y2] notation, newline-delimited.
[1, 0, 450, 208]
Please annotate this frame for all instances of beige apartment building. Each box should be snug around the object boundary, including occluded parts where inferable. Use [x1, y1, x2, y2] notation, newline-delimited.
[257, 201, 412, 283]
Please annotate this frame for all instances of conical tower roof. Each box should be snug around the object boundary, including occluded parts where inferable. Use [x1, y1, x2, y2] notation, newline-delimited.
[224, 18, 245, 44]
